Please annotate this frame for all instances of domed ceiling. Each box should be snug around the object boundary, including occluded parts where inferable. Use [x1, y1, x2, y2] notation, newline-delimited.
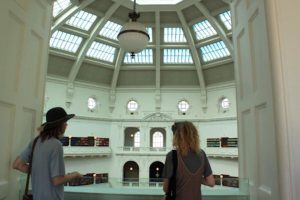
[48, 0, 234, 91]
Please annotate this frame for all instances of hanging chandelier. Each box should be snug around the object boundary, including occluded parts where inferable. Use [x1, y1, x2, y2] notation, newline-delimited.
[117, 0, 150, 58]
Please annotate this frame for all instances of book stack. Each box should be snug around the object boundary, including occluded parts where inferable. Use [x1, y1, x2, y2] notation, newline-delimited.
[206, 138, 220, 147]
[68, 174, 94, 186]
[221, 137, 238, 147]
[59, 137, 69, 146]
[71, 136, 95, 146]
[222, 175, 239, 188]
[96, 138, 109, 147]
[95, 173, 109, 183]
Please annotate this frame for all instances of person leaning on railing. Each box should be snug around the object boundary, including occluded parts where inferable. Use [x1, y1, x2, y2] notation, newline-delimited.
[13, 107, 83, 200]
[162, 121, 215, 200]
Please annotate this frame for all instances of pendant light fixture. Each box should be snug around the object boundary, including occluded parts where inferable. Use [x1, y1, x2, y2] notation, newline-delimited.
[117, 0, 150, 58]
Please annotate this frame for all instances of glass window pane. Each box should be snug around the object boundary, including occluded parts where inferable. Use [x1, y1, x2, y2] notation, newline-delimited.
[99, 21, 122, 41]
[124, 49, 153, 64]
[153, 132, 163, 148]
[192, 20, 217, 40]
[127, 100, 139, 112]
[86, 41, 116, 63]
[219, 11, 232, 30]
[200, 41, 230, 62]
[53, 0, 71, 17]
[49, 31, 82, 53]
[66, 10, 97, 31]
[163, 49, 193, 64]
[134, 132, 140, 147]
[163, 28, 187, 43]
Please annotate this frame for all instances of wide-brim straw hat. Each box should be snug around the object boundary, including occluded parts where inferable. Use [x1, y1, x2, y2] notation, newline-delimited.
[40, 107, 75, 131]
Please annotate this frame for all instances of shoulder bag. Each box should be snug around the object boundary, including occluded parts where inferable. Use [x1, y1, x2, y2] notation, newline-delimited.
[23, 136, 39, 200]
[165, 150, 177, 200]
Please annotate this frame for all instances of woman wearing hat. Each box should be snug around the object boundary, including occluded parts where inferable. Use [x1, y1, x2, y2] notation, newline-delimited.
[13, 107, 82, 200]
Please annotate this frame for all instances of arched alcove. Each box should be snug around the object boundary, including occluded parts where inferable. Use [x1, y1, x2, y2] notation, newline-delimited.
[150, 128, 166, 150]
[123, 161, 139, 183]
[124, 127, 140, 149]
[149, 161, 164, 182]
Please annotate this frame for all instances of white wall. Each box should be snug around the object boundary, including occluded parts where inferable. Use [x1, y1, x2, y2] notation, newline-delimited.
[45, 79, 238, 179]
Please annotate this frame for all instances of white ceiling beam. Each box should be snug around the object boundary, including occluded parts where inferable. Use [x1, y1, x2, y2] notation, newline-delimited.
[195, 2, 234, 55]
[155, 11, 161, 92]
[155, 11, 161, 112]
[51, 0, 95, 34]
[111, 49, 125, 91]
[176, 10, 206, 92]
[67, 2, 121, 84]
[109, 48, 124, 112]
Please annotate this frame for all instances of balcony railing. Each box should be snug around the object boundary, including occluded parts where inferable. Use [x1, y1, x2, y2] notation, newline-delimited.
[116, 146, 172, 155]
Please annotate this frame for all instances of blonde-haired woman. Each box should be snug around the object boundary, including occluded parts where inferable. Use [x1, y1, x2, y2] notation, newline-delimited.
[163, 121, 215, 200]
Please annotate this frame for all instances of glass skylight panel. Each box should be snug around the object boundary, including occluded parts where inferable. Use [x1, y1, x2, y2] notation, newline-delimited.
[86, 42, 116, 63]
[146, 27, 153, 43]
[49, 31, 82, 53]
[200, 41, 230, 62]
[66, 10, 97, 31]
[163, 49, 193, 64]
[193, 20, 217, 40]
[219, 11, 232, 30]
[164, 28, 187, 43]
[99, 21, 122, 40]
[124, 49, 153, 64]
[53, 0, 71, 17]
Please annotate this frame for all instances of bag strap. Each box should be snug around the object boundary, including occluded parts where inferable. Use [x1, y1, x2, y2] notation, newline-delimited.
[166, 150, 178, 198]
[24, 136, 39, 195]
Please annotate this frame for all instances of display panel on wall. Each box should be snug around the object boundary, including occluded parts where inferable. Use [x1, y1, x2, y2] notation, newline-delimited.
[213, 174, 239, 188]
[71, 137, 95, 146]
[220, 137, 238, 147]
[206, 137, 238, 148]
[68, 173, 109, 186]
[59, 136, 110, 147]
[207, 138, 220, 147]
[96, 138, 109, 146]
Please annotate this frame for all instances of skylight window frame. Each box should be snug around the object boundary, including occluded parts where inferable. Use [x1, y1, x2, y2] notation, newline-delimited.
[99, 20, 123, 41]
[65, 10, 97, 31]
[49, 30, 83, 54]
[86, 41, 117, 63]
[192, 20, 218, 41]
[163, 48, 194, 65]
[218, 10, 232, 31]
[200, 40, 231, 63]
[123, 49, 154, 65]
[163, 27, 187, 43]
[53, 0, 72, 18]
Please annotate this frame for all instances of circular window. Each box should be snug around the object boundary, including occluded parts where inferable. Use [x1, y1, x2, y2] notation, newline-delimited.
[87, 97, 97, 110]
[127, 100, 138, 112]
[221, 98, 230, 109]
[178, 100, 190, 112]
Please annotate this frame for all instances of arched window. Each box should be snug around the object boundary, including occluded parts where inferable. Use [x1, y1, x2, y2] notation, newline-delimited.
[152, 131, 163, 148]
[134, 132, 140, 147]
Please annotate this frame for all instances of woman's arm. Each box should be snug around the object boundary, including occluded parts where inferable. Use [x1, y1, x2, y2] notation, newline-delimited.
[202, 174, 215, 187]
[52, 171, 82, 186]
[163, 178, 169, 193]
[12, 157, 29, 173]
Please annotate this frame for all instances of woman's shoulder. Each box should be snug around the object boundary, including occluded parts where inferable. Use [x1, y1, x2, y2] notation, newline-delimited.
[46, 137, 63, 147]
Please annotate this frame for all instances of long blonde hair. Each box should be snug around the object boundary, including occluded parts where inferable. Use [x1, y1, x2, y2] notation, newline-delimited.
[172, 121, 200, 156]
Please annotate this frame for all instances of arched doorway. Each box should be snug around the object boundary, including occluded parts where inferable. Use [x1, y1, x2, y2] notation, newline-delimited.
[123, 161, 139, 186]
[124, 127, 140, 151]
[149, 161, 164, 182]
